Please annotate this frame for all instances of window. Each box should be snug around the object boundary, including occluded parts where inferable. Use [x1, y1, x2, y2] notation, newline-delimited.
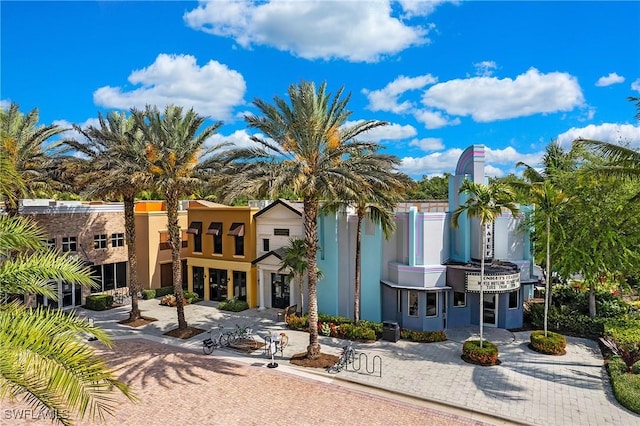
[273, 228, 289, 236]
[159, 231, 170, 250]
[234, 235, 244, 256]
[263, 238, 270, 252]
[408, 290, 418, 317]
[453, 292, 466, 307]
[426, 292, 437, 317]
[111, 233, 124, 247]
[207, 222, 223, 254]
[509, 289, 519, 309]
[93, 234, 107, 249]
[187, 222, 203, 252]
[46, 238, 56, 250]
[62, 236, 77, 252]
[228, 223, 245, 256]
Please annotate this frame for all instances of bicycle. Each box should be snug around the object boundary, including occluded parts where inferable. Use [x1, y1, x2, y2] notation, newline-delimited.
[327, 341, 356, 373]
[202, 325, 231, 355]
[227, 324, 257, 349]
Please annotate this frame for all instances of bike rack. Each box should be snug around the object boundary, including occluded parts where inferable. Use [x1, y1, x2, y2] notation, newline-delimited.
[330, 352, 383, 378]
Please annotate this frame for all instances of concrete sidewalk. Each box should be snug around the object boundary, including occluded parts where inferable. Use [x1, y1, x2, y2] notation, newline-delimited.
[79, 299, 640, 426]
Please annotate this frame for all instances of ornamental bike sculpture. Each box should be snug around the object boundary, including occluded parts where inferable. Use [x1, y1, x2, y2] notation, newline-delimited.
[327, 341, 382, 378]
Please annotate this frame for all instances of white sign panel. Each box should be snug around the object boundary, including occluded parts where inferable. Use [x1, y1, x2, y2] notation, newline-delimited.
[466, 272, 520, 293]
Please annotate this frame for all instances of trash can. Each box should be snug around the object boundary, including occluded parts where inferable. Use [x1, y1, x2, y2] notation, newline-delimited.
[382, 321, 400, 342]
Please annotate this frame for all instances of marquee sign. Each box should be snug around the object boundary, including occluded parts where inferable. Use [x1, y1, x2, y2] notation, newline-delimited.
[466, 272, 520, 293]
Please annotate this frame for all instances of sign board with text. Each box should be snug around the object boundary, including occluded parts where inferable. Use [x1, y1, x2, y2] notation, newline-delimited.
[466, 272, 520, 293]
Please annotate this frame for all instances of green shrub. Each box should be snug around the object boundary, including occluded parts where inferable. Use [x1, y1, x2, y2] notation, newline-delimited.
[530, 330, 567, 355]
[608, 357, 640, 414]
[400, 329, 447, 343]
[183, 291, 199, 304]
[141, 289, 156, 300]
[155, 286, 174, 297]
[318, 313, 353, 325]
[631, 360, 640, 375]
[286, 314, 308, 330]
[462, 340, 499, 365]
[359, 320, 383, 337]
[528, 303, 605, 336]
[85, 294, 114, 311]
[218, 298, 249, 312]
[338, 323, 376, 341]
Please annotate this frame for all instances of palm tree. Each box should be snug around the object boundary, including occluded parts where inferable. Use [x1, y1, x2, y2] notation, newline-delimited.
[0, 102, 67, 216]
[222, 81, 389, 358]
[132, 105, 223, 330]
[0, 215, 135, 426]
[65, 111, 149, 321]
[322, 159, 413, 323]
[528, 181, 570, 336]
[278, 238, 322, 314]
[451, 180, 519, 347]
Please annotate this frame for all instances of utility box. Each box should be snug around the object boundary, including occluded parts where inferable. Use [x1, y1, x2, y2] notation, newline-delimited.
[382, 321, 400, 342]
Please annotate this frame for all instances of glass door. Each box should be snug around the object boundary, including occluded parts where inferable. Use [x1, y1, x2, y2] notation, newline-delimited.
[483, 293, 498, 327]
[233, 271, 247, 301]
[271, 273, 290, 309]
[208, 268, 228, 301]
[192, 266, 205, 299]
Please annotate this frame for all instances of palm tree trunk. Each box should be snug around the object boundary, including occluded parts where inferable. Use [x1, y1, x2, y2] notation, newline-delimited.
[479, 223, 485, 348]
[543, 217, 550, 336]
[166, 189, 187, 330]
[298, 274, 304, 314]
[354, 209, 363, 324]
[304, 197, 321, 359]
[123, 195, 141, 321]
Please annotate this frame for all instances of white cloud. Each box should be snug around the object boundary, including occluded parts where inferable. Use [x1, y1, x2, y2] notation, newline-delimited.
[422, 68, 585, 122]
[484, 164, 504, 178]
[184, 0, 431, 62]
[400, 148, 463, 176]
[205, 129, 259, 150]
[485, 146, 543, 167]
[412, 109, 460, 129]
[363, 74, 437, 113]
[0, 99, 10, 110]
[595, 72, 624, 87]
[556, 123, 640, 149]
[632, 78, 640, 92]
[398, 0, 455, 18]
[474, 61, 497, 77]
[93, 54, 246, 120]
[409, 137, 444, 151]
[348, 121, 417, 142]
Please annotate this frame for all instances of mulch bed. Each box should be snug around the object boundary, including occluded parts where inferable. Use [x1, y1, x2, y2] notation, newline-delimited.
[118, 316, 158, 328]
[289, 352, 339, 369]
[163, 326, 207, 339]
[229, 339, 266, 353]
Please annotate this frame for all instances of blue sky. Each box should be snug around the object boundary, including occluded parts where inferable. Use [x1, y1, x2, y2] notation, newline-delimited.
[2, 0, 640, 179]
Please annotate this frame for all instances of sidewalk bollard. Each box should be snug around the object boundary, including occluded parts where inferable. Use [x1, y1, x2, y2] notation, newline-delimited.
[267, 340, 278, 368]
[87, 318, 97, 342]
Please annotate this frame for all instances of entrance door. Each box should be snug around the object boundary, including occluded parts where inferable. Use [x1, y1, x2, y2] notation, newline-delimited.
[192, 266, 205, 299]
[483, 293, 498, 327]
[271, 273, 290, 309]
[233, 271, 247, 301]
[209, 268, 228, 301]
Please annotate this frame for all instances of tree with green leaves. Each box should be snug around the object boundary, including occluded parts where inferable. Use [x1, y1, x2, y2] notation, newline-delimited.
[527, 181, 570, 336]
[278, 237, 323, 314]
[405, 174, 449, 200]
[0, 102, 67, 216]
[0, 215, 135, 425]
[452, 180, 519, 347]
[132, 105, 224, 330]
[222, 81, 390, 358]
[65, 111, 150, 322]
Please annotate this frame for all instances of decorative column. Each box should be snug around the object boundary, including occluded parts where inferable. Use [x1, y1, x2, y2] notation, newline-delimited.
[258, 267, 265, 310]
